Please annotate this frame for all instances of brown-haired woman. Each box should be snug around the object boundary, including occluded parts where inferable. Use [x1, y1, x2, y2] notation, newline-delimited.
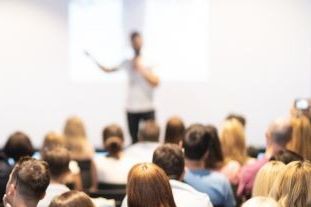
[287, 115, 311, 161]
[127, 163, 176, 207]
[49, 190, 95, 207]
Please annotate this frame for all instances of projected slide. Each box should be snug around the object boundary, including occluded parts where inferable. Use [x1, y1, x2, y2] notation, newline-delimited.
[69, 0, 209, 82]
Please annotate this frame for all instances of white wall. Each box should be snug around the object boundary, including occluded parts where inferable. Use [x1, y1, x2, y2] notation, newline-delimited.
[0, 0, 310, 148]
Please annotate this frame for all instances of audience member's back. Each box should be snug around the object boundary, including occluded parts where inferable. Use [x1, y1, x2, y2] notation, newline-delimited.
[183, 124, 236, 207]
[95, 124, 135, 184]
[125, 120, 160, 163]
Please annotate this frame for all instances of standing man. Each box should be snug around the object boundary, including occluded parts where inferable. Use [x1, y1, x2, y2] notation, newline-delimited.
[91, 32, 159, 144]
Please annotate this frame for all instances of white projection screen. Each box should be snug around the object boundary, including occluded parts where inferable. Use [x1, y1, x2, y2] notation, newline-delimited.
[69, 0, 209, 82]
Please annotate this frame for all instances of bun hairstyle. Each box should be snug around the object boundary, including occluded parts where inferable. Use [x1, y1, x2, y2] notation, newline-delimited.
[102, 124, 124, 159]
[105, 136, 123, 159]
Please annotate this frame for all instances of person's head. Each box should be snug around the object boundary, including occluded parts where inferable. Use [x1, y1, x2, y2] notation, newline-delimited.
[5, 157, 50, 206]
[287, 115, 311, 160]
[42, 132, 66, 150]
[49, 190, 94, 207]
[270, 161, 311, 207]
[226, 113, 246, 127]
[265, 118, 292, 152]
[164, 116, 185, 145]
[183, 124, 211, 161]
[127, 163, 176, 207]
[64, 116, 86, 139]
[130, 31, 143, 55]
[242, 197, 279, 207]
[270, 149, 303, 164]
[41, 147, 70, 181]
[102, 124, 124, 158]
[4, 131, 34, 162]
[252, 161, 286, 197]
[220, 119, 247, 165]
[205, 125, 224, 169]
[138, 120, 160, 142]
[152, 144, 185, 180]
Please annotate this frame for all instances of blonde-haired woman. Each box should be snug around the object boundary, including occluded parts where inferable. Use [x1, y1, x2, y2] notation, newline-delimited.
[63, 116, 97, 190]
[220, 119, 254, 184]
[287, 115, 311, 161]
[252, 161, 286, 197]
[270, 161, 311, 207]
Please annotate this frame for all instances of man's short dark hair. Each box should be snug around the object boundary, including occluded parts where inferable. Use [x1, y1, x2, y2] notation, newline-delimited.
[41, 147, 70, 178]
[130, 31, 141, 41]
[152, 144, 184, 180]
[10, 157, 50, 199]
[138, 120, 160, 142]
[183, 124, 211, 160]
[4, 131, 34, 162]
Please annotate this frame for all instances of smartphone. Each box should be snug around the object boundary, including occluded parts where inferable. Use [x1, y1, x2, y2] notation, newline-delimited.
[295, 98, 310, 110]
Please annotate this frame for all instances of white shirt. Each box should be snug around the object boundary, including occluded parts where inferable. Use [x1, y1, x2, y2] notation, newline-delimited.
[95, 154, 136, 184]
[124, 142, 160, 164]
[120, 59, 154, 113]
[121, 179, 213, 207]
[38, 183, 70, 207]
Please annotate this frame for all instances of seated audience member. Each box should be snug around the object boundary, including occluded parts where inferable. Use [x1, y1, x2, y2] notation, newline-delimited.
[38, 147, 72, 207]
[183, 124, 236, 207]
[153, 144, 213, 207]
[252, 161, 285, 197]
[63, 116, 97, 190]
[4, 131, 34, 164]
[270, 149, 303, 164]
[41, 132, 82, 190]
[3, 157, 50, 207]
[49, 191, 95, 207]
[125, 120, 160, 163]
[226, 113, 246, 128]
[220, 119, 254, 184]
[126, 163, 176, 207]
[237, 118, 292, 198]
[287, 115, 311, 160]
[164, 116, 185, 146]
[95, 124, 134, 185]
[0, 152, 12, 200]
[270, 161, 311, 207]
[242, 197, 279, 207]
[205, 125, 224, 170]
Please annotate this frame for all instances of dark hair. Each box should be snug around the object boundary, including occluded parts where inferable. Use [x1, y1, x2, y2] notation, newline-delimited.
[102, 124, 124, 158]
[10, 157, 50, 199]
[41, 147, 70, 178]
[4, 131, 34, 162]
[270, 149, 303, 164]
[226, 113, 246, 127]
[130, 31, 141, 41]
[127, 163, 176, 207]
[49, 190, 95, 207]
[183, 124, 211, 160]
[164, 117, 185, 144]
[138, 121, 160, 142]
[205, 125, 224, 169]
[153, 144, 185, 180]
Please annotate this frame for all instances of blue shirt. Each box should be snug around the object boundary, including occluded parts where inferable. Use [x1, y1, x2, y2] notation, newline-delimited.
[184, 169, 236, 207]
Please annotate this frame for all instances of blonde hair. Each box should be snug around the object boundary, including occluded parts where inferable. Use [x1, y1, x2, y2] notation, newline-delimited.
[42, 132, 65, 150]
[64, 116, 86, 139]
[252, 161, 286, 197]
[220, 119, 247, 165]
[287, 116, 311, 160]
[269, 161, 311, 207]
[242, 197, 279, 207]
